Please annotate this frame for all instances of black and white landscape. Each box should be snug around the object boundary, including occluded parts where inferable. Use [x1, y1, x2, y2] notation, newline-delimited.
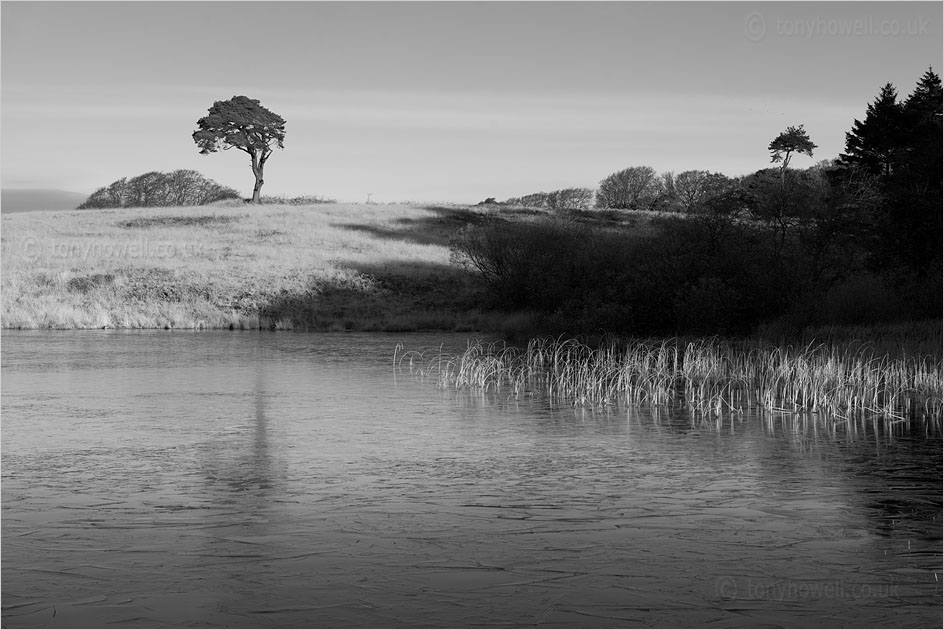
[2, 2, 941, 628]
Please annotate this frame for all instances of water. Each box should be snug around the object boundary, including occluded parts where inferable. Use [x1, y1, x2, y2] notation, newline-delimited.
[2, 331, 941, 628]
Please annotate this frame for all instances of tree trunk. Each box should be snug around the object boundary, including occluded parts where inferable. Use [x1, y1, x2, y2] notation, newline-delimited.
[250, 151, 265, 204]
[779, 151, 791, 192]
[251, 168, 264, 203]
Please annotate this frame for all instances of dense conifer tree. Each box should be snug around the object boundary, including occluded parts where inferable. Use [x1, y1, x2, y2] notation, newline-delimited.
[838, 70, 942, 275]
[890, 69, 943, 273]
[840, 84, 904, 178]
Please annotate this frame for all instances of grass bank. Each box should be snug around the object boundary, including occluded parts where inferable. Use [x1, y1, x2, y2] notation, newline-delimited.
[1, 202, 486, 331]
[3, 202, 662, 332]
[3, 202, 939, 343]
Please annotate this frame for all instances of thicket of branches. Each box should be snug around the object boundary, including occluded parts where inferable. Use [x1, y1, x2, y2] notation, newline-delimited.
[501, 188, 594, 212]
[504, 170, 751, 215]
[78, 170, 240, 209]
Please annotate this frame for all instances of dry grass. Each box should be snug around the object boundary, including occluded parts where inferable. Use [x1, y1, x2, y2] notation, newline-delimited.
[0, 202, 519, 331]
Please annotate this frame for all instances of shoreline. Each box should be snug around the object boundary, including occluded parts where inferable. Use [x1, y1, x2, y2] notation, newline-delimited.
[3, 202, 940, 354]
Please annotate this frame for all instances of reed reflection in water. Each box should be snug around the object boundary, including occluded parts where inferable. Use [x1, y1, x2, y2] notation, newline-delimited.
[1, 331, 940, 628]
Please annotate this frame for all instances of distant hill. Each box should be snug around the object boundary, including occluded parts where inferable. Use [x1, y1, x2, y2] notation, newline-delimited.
[1, 189, 89, 213]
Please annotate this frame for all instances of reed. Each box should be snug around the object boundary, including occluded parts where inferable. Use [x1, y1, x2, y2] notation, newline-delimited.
[397, 331, 943, 423]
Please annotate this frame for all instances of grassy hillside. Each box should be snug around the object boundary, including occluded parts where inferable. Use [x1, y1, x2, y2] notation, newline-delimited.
[1, 203, 461, 330]
[0, 202, 656, 332]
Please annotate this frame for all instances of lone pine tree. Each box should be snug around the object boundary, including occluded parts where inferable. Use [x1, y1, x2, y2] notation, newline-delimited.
[768, 124, 817, 187]
[193, 96, 286, 203]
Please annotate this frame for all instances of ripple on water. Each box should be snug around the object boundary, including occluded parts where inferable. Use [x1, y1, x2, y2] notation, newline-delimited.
[2, 331, 941, 628]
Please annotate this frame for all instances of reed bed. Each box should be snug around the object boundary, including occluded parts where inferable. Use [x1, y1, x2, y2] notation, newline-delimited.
[394, 335, 943, 423]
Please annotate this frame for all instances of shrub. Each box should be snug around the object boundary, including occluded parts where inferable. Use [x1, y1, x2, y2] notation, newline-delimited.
[502, 192, 550, 208]
[546, 188, 594, 213]
[451, 216, 649, 327]
[78, 170, 240, 209]
[671, 171, 739, 214]
[449, 217, 577, 307]
[501, 188, 594, 214]
[595, 166, 662, 210]
[450, 209, 835, 336]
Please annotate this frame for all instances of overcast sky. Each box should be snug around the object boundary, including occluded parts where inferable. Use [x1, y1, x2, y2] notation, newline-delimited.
[2, 1, 941, 203]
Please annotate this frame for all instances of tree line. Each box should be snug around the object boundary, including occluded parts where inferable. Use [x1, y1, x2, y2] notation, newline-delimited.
[454, 68, 941, 336]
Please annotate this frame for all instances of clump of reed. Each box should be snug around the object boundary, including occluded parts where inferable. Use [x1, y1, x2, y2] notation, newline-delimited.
[395, 335, 943, 423]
